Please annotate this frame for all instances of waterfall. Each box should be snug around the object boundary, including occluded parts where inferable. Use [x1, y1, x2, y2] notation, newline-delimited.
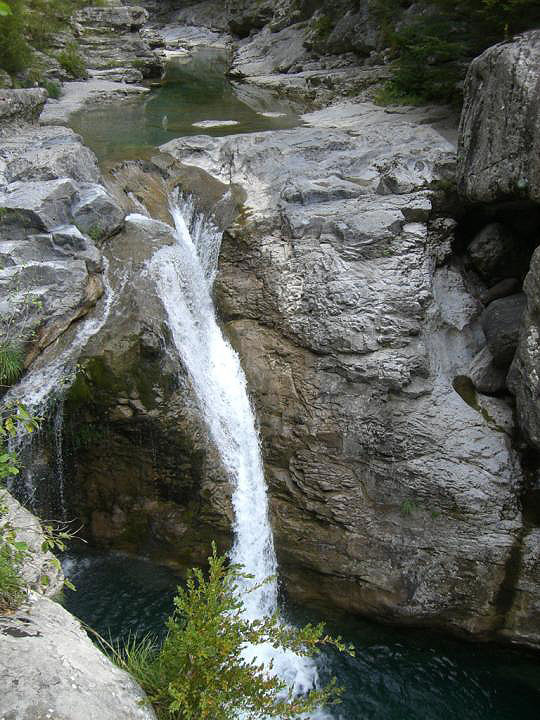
[150, 192, 321, 700]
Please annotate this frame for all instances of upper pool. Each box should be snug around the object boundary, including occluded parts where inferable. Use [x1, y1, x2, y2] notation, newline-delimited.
[69, 47, 302, 163]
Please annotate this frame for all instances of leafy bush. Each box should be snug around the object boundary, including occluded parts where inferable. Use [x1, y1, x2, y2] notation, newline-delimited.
[41, 77, 61, 98]
[0, 0, 31, 74]
[0, 342, 24, 386]
[112, 545, 353, 720]
[0, 522, 26, 611]
[57, 41, 86, 78]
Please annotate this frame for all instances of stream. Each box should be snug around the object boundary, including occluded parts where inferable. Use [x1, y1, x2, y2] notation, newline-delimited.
[62, 47, 540, 719]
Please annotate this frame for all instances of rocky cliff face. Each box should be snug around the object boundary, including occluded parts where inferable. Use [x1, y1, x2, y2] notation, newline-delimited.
[161, 97, 538, 646]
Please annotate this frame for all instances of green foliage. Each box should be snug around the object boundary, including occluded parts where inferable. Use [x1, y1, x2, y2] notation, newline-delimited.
[0, 514, 27, 611]
[375, 0, 540, 105]
[312, 14, 334, 40]
[87, 224, 104, 243]
[400, 499, 417, 516]
[0, 0, 31, 74]
[57, 41, 86, 78]
[0, 342, 24, 386]
[114, 545, 354, 720]
[0, 1, 100, 75]
[41, 77, 61, 98]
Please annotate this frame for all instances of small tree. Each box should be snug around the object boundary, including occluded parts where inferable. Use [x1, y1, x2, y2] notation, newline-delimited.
[116, 545, 354, 720]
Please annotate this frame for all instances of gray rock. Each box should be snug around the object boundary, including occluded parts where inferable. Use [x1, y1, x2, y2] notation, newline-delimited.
[0, 490, 63, 598]
[467, 222, 515, 280]
[159, 103, 540, 646]
[72, 4, 163, 79]
[0, 178, 79, 229]
[468, 346, 508, 394]
[458, 30, 540, 202]
[0, 88, 47, 130]
[71, 185, 125, 239]
[0, 593, 156, 720]
[508, 248, 540, 449]
[0, 125, 100, 185]
[73, 5, 149, 32]
[481, 293, 527, 367]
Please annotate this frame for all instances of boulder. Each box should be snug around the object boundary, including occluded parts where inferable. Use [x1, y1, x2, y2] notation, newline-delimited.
[0, 593, 156, 720]
[458, 30, 540, 203]
[71, 185, 125, 239]
[468, 346, 507, 395]
[481, 293, 527, 367]
[466, 222, 515, 281]
[0, 88, 47, 130]
[72, 5, 163, 79]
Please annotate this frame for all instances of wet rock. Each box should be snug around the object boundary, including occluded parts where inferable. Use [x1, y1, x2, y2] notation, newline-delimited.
[458, 30, 540, 203]
[467, 222, 515, 280]
[468, 346, 507, 395]
[71, 185, 125, 239]
[0, 593, 156, 720]
[481, 293, 527, 368]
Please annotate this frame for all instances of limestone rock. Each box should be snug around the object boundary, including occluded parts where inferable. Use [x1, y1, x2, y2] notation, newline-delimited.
[468, 346, 507, 395]
[0, 88, 47, 130]
[0, 593, 156, 720]
[71, 185, 125, 239]
[458, 30, 540, 202]
[0, 490, 63, 598]
[480, 293, 527, 368]
[161, 102, 538, 645]
[72, 4, 163, 79]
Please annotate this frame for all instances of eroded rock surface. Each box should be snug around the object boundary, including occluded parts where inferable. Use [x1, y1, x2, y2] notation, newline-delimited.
[0, 593, 156, 720]
[458, 30, 540, 203]
[161, 102, 538, 645]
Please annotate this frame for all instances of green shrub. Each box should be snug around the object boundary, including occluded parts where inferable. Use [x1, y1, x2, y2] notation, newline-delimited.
[0, 531, 26, 611]
[0, 0, 31, 74]
[57, 41, 87, 78]
[375, 0, 540, 105]
[0, 342, 24, 386]
[41, 77, 61, 98]
[112, 545, 354, 720]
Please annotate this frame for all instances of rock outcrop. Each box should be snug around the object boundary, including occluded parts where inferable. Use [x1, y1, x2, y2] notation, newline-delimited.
[457, 30, 540, 203]
[0, 592, 156, 720]
[160, 101, 539, 646]
[0, 90, 125, 368]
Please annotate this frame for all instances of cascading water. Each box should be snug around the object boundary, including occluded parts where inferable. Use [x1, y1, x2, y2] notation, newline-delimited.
[150, 191, 322, 702]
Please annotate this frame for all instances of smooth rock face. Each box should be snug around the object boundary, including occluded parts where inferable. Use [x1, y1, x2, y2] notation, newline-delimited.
[161, 102, 538, 645]
[481, 293, 527, 368]
[0, 593, 156, 720]
[458, 30, 540, 202]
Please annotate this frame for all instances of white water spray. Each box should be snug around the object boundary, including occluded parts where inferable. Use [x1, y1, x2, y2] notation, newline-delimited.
[150, 192, 320, 699]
